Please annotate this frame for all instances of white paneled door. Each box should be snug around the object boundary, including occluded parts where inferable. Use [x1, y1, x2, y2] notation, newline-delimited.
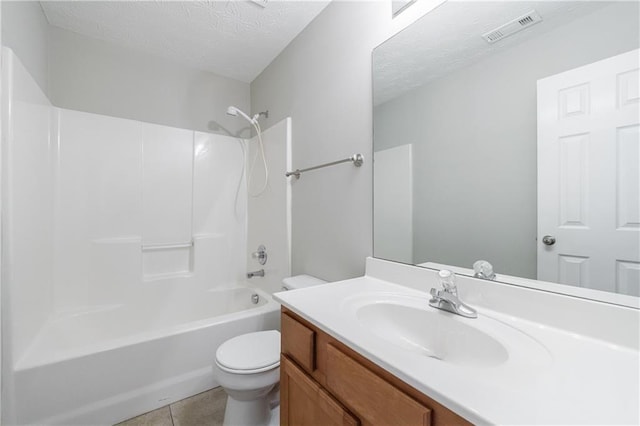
[537, 49, 640, 295]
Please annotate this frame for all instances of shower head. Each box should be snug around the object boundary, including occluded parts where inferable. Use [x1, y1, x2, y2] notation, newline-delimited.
[226, 106, 257, 125]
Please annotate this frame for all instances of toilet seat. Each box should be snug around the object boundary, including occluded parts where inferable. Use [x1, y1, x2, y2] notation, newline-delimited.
[216, 330, 281, 374]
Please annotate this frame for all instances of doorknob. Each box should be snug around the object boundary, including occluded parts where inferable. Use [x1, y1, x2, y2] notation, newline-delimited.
[542, 235, 556, 246]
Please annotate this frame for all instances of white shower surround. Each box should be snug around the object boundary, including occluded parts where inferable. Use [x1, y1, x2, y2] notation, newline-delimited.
[246, 117, 293, 294]
[2, 48, 291, 424]
[51, 108, 249, 313]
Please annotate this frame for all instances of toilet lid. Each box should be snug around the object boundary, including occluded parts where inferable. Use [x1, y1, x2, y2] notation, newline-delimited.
[216, 330, 281, 373]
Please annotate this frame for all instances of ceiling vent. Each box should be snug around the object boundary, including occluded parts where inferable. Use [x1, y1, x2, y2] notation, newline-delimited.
[482, 10, 543, 44]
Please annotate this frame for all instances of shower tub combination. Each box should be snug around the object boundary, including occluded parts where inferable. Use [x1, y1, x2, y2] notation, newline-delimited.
[2, 47, 293, 425]
[13, 286, 279, 425]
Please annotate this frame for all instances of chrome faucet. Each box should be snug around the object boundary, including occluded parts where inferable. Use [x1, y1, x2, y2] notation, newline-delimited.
[429, 270, 477, 318]
[252, 245, 267, 265]
[247, 269, 265, 279]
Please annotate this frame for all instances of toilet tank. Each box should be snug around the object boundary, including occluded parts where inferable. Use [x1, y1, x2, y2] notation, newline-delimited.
[281, 274, 327, 291]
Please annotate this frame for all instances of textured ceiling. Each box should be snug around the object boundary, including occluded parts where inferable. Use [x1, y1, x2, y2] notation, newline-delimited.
[373, 1, 611, 105]
[41, 0, 331, 83]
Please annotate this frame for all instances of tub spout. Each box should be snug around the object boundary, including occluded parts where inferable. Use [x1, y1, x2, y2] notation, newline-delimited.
[247, 269, 265, 278]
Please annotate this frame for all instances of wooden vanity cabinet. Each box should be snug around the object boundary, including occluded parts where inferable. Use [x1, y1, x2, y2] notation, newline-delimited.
[281, 356, 359, 426]
[280, 309, 472, 426]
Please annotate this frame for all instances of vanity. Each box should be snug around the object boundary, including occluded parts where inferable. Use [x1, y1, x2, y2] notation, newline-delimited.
[279, 308, 468, 426]
[274, 258, 639, 425]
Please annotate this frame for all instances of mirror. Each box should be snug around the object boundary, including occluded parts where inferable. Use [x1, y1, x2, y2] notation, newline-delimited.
[373, 1, 640, 302]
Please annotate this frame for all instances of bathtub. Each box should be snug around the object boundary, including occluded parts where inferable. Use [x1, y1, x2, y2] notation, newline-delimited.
[12, 286, 280, 425]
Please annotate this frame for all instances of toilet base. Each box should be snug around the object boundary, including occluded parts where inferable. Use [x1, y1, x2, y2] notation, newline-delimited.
[269, 405, 280, 426]
[223, 396, 278, 426]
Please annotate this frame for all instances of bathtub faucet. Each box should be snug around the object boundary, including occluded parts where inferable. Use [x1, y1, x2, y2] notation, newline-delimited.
[247, 269, 265, 279]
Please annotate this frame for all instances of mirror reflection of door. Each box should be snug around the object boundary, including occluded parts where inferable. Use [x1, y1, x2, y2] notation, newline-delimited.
[537, 49, 640, 296]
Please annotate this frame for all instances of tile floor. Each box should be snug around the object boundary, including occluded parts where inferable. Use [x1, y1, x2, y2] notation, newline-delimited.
[115, 387, 227, 426]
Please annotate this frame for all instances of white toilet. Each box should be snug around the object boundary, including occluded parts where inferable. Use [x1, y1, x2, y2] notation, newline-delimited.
[214, 330, 281, 426]
[213, 275, 327, 426]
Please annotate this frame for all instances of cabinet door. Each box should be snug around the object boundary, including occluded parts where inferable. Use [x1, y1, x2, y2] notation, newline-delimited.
[281, 356, 359, 426]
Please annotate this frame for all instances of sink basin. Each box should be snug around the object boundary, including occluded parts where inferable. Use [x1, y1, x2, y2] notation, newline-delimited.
[357, 303, 508, 367]
[345, 292, 552, 370]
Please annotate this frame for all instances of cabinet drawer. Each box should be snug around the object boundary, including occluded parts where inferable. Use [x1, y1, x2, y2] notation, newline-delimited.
[282, 312, 315, 372]
[326, 344, 432, 426]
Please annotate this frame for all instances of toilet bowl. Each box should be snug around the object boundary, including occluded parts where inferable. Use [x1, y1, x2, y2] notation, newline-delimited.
[214, 330, 281, 426]
[214, 275, 327, 426]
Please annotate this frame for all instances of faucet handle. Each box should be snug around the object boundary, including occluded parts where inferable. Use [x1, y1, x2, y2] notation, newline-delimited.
[438, 269, 457, 294]
[252, 245, 267, 265]
[430, 287, 450, 300]
[473, 260, 496, 280]
[429, 287, 459, 307]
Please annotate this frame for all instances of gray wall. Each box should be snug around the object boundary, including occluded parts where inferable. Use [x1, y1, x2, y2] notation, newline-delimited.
[49, 27, 250, 136]
[374, 2, 639, 278]
[250, 1, 435, 281]
[250, 2, 379, 280]
[1, 1, 50, 95]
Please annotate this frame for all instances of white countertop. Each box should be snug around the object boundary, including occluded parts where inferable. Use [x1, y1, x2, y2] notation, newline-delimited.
[274, 260, 640, 425]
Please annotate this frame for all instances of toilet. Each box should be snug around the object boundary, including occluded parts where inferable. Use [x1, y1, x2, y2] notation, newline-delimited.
[213, 275, 327, 426]
[214, 330, 281, 426]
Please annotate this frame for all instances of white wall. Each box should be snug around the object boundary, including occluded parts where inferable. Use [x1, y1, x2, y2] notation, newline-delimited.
[250, 0, 444, 281]
[374, 2, 640, 278]
[1, 48, 54, 424]
[2, 5, 48, 421]
[49, 26, 251, 136]
[0, 1, 50, 95]
[1, 46, 54, 366]
[246, 118, 292, 294]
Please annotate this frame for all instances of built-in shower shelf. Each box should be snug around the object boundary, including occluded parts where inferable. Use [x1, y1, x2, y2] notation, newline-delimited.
[142, 240, 194, 280]
[142, 241, 194, 251]
[142, 271, 195, 282]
